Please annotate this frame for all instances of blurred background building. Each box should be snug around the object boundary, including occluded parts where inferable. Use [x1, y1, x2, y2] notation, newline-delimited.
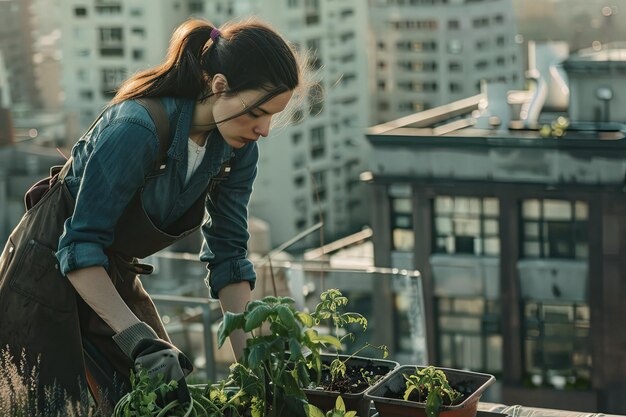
[362, 44, 626, 412]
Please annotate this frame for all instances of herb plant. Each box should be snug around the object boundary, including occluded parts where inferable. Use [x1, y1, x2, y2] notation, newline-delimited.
[403, 366, 462, 417]
[309, 289, 388, 390]
[217, 295, 344, 417]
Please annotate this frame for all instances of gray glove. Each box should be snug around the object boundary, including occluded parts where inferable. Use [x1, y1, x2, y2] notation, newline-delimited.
[113, 322, 193, 404]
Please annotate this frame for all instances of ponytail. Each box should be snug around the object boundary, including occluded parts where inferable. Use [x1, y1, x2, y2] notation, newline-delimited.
[110, 19, 217, 104]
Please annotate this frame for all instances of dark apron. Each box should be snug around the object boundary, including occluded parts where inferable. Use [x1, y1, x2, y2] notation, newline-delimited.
[0, 157, 209, 411]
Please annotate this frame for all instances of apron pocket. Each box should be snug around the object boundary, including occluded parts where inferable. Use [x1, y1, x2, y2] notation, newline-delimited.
[9, 239, 75, 313]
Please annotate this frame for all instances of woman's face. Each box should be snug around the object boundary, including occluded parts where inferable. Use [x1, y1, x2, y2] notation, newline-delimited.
[212, 89, 293, 149]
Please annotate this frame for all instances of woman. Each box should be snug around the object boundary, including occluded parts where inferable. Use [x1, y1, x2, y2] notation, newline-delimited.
[0, 17, 302, 410]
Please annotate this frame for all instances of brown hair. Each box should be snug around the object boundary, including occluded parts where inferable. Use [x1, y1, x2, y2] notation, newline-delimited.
[110, 18, 301, 119]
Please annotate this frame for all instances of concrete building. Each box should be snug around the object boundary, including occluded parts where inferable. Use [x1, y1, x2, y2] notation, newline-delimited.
[362, 67, 626, 413]
[368, 0, 524, 125]
[201, 0, 373, 248]
[0, 0, 41, 109]
[563, 44, 626, 124]
[0, 52, 11, 109]
[60, 0, 195, 130]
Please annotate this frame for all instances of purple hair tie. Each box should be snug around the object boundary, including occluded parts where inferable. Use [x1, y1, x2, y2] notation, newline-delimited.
[210, 28, 221, 43]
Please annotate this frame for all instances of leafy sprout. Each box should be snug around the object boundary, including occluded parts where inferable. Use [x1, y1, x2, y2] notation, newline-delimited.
[403, 366, 462, 417]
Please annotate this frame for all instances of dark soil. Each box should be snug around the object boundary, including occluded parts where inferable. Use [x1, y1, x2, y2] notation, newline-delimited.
[382, 379, 474, 406]
[311, 361, 391, 394]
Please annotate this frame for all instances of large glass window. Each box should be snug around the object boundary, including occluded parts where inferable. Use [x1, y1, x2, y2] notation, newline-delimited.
[520, 199, 588, 259]
[390, 185, 413, 251]
[437, 297, 502, 375]
[523, 301, 591, 389]
[433, 196, 500, 256]
[98, 27, 124, 57]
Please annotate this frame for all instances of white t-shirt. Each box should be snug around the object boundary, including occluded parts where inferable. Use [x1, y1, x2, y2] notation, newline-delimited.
[185, 137, 207, 186]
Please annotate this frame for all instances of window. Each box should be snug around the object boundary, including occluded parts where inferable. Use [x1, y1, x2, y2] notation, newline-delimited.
[101, 68, 126, 98]
[449, 61, 462, 72]
[131, 27, 146, 37]
[433, 196, 500, 256]
[310, 126, 325, 159]
[472, 17, 489, 28]
[79, 89, 93, 100]
[99, 27, 123, 57]
[448, 19, 459, 30]
[520, 199, 588, 259]
[189, 0, 204, 13]
[390, 185, 413, 251]
[308, 82, 324, 116]
[496, 56, 505, 66]
[438, 297, 502, 374]
[493, 14, 504, 24]
[449, 82, 463, 93]
[476, 39, 488, 50]
[288, 0, 299, 7]
[292, 132, 302, 145]
[132, 49, 144, 61]
[291, 109, 304, 125]
[74, 6, 87, 16]
[311, 171, 326, 201]
[496, 35, 506, 46]
[307, 38, 322, 69]
[523, 301, 591, 389]
[475, 60, 489, 70]
[294, 175, 305, 188]
[377, 80, 386, 91]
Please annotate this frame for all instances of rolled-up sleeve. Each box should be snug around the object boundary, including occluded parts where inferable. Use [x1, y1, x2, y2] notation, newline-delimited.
[56, 120, 158, 275]
[201, 142, 258, 298]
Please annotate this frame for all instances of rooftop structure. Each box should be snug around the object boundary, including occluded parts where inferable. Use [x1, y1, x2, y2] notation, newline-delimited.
[361, 45, 626, 411]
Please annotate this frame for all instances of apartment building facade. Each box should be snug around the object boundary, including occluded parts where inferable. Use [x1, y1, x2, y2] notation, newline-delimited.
[369, 0, 524, 124]
[0, 0, 41, 109]
[60, 0, 199, 130]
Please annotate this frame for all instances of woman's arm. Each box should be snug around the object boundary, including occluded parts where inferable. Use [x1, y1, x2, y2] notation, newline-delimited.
[217, 281, 251, 360]
[67, 266, 140, 333]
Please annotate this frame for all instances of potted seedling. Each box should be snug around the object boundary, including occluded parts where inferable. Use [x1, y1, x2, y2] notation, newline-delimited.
[218, 295, 345, 417]
[364, 365, 495, 417]
[304, 289, 398, 417]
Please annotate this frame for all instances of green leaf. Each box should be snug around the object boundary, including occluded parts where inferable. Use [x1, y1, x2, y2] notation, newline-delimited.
[276, 304, 299, 332]
[244, 304, 273, 331]
[283, 371, 307, 399]
[345, 412, 357, 417]
[217, 312, 245, 348]
[426, 387, 443, 417]
[246, 299, 267, 312]
[310, 333, 343, 349]
[278, 296, 296, 305]
[247, 341, 270, 369]
[305, 404, 325, 417]
[289, 339, 303, 361]
[261, 295, 279, 304]
[296, 311, 314, 328]
[334, 396, 346, 411]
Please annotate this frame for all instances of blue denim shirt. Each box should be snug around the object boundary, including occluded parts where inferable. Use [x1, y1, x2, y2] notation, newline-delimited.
[56, 97, 257, 298]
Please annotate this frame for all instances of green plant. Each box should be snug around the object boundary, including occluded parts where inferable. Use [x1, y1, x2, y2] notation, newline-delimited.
[403, 366, 462, 417]
[112, 369, 253, 417]
[218, 295, 343, 417]
[310, 289, 388, 389]
[305, 396, 358, 417]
